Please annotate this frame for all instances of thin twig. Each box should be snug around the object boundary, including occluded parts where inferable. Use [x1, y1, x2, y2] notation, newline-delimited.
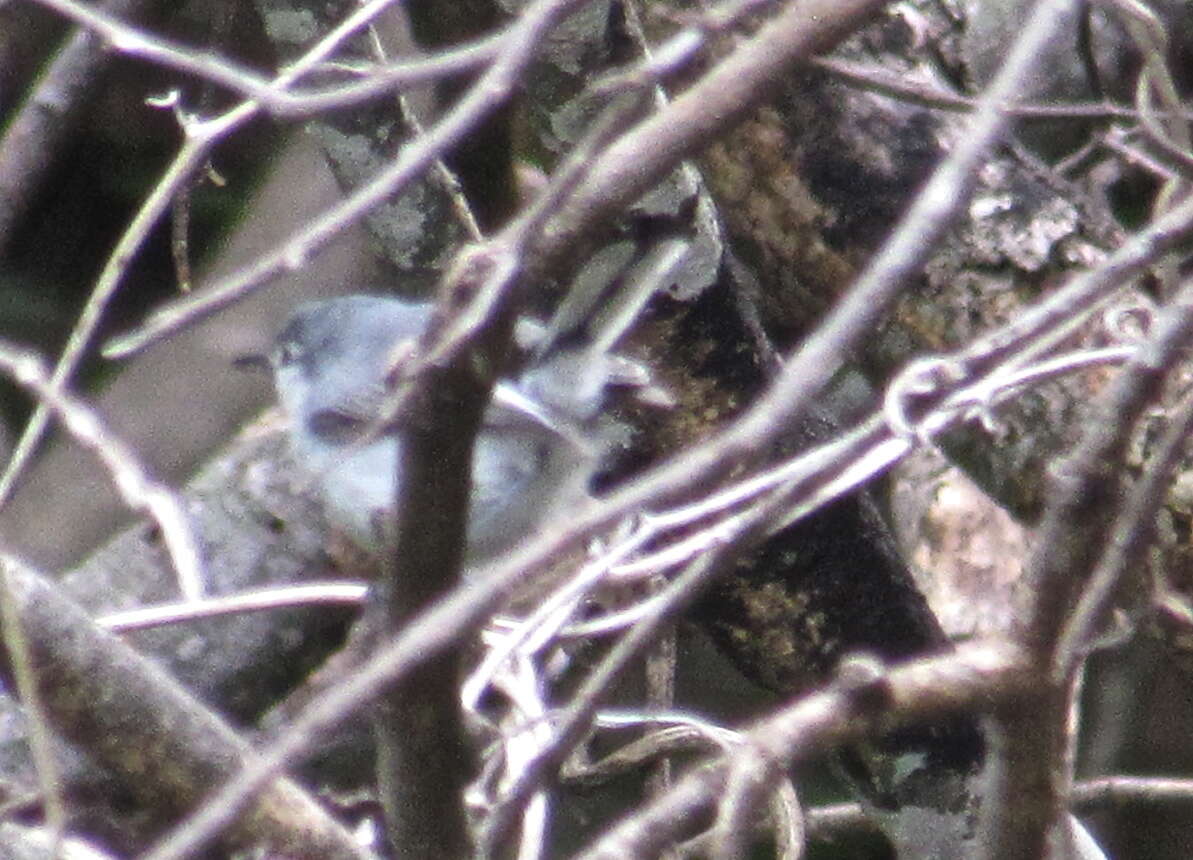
[0, 0, 158, 253]
[364, 24, 484, 243]
[0, 564, 66, 851]
[122, 0, 1173, 853]
[979, 123, 1193, 860]
[5, 0, 450, 511]
[577, 641, 1029, 858]
[1052, 288, 1193, 676]
[482, 551, 726, 854]
[103, 0, 594, 360]
[0, 556, 370, 859]
[96, 582, 368, 632]
[813, 54, 1193, 121]
[29, 0, 499, 117]
[0, 342, 204, 600]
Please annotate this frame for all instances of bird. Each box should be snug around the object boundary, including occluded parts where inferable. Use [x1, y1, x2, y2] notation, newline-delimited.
[258, 294, 655, 560]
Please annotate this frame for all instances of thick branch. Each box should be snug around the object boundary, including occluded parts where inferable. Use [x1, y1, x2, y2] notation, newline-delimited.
[0, 555, 367, 859]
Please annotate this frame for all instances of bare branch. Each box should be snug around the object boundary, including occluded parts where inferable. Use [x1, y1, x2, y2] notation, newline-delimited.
[0, 343, 203, 600]
[0, 0, 157, 253]
[578, 641, 1028, 858]
[0, 556, 370, 859]
[30, 0, 500, 116]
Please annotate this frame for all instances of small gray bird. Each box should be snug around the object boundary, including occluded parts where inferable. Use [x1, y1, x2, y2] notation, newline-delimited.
[261, 294, 650, 560]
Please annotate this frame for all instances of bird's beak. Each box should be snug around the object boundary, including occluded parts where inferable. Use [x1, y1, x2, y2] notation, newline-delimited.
[232, 353, 271, 374]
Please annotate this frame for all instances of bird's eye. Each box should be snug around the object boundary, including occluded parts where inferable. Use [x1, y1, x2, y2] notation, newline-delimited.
[276, 341, 302, 366]
[309, 409, 366, 444]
